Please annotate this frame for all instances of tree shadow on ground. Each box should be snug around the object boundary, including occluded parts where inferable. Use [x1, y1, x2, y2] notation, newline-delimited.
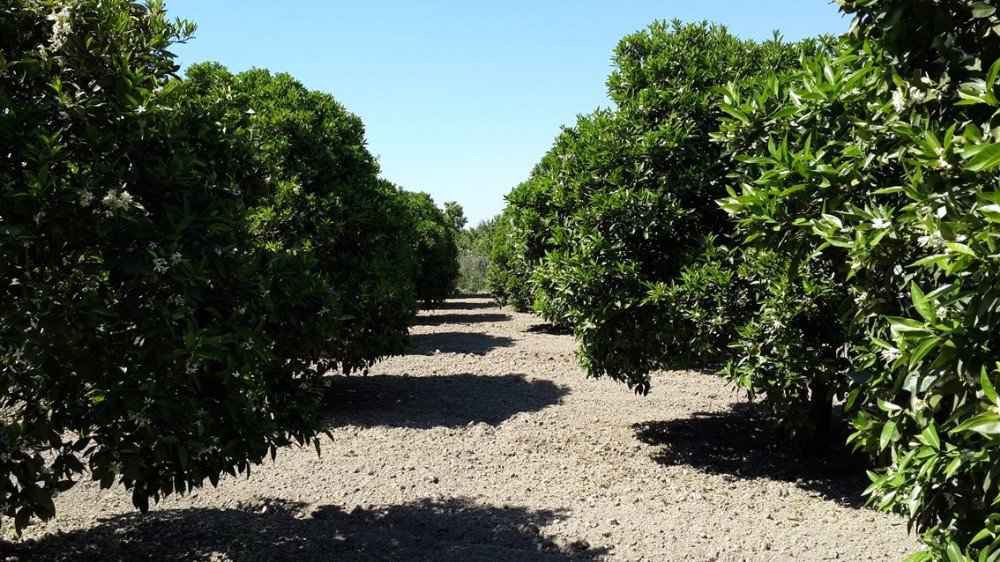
[326, 373, 567, 429]
[422, 299, 496, 311]
[10, 497, 605, 561]
[633, 402, 872, 508]
[408, 332, 514, 355]
[413, 313, 512, 326]
[524, 323, 572, 335]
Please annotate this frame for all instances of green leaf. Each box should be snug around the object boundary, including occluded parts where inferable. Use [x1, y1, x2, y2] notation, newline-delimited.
[973, 2, 998, 18]
[911, 282, 936, 323]
[880, 420, 897, 451]
[951, 413, 1000, 435]
[945, 541, 964, 562]
[878, 398, 903, 412]
[920, 424, 941, 450]
[983, 368, 1000, 406]
[965, 143, 1000, 172]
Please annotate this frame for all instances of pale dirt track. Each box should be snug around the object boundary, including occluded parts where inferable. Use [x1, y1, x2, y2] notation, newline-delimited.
[8, 296, 918, 561]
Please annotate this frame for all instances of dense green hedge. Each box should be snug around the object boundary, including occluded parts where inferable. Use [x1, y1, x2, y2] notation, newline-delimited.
[488, 177, 558, 313]
[491, 21, 812, 389]
[0, 0, 453, 533]
[181, 64, 419, 365]
[494, 3, 1000, 559]
[456, 215, 495, 293]
[395, 189, 460, 305]
[720, 1, 1000, 557]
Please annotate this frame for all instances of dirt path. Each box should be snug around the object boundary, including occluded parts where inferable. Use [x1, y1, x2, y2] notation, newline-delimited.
[11, 297, 918, 561]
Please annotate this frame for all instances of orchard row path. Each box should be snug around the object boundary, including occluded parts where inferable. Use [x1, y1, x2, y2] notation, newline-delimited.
[14, 296, 918, 561]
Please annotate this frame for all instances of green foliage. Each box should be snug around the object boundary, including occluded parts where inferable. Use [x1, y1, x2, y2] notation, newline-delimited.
[720, 0, 1000, 556]
[456, 216, 496, 293]
[488, 182, 554, 313]
[181, 64, 418, 367]
[396, 190, 460, 305]
[495, 21, 811, 388]
[0, 0, 416, 533]
[443, 201, 468, 231]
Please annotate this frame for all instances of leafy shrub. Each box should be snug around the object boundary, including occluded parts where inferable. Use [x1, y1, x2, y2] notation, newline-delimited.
[0, 0, 415, 533]
[396, 190, 460, 305]
[182, 64, 418, 367]
[496, 21, 811, 390]
[456, 216, 496, 293]
[488, 173, 563, 313]
[719, 0, 1000, 556]
[443, 201, 467, 231]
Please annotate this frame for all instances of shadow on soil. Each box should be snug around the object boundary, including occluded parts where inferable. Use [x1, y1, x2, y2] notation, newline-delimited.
[414, 313, 512, 326]
[422, 299, 496, 311]
[326, 373, 567, 429]
[633, 402, 872, 508]
[524, 323, 572, 335]
[10, 497, 605, 561]
[408, 332, 514, 355]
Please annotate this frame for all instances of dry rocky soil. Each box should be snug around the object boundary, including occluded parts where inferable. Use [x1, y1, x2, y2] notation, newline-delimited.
[7, 296, 919, 561]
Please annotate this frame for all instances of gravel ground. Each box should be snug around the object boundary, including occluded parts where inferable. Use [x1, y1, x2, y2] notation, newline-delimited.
[6, 296, 919, 561]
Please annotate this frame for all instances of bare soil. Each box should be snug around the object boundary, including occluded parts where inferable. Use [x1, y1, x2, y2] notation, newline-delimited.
[7, 296, 919, 561]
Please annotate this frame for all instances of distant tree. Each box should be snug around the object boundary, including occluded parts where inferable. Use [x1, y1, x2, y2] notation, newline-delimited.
[456, 217, 498, 293]
[443, 201, 467, 231]
[397, 191, 461, 304]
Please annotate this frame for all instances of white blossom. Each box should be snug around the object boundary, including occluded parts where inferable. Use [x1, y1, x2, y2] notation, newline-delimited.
[917, 229, 944, 248]
[79, 190, 94, 206]
[152, 257, 169, 274]
[936, 206, 948, 218]
[170, 252, 182, 264]
[891, 89, 906, 112]
[871, 217, 891, 229]
[880, 348, 902, 362]
[102, 190, 135, 215]
[47, 5, 73, 50]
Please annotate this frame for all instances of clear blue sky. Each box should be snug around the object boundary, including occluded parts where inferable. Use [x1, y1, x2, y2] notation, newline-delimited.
[166, 1, 848, 225]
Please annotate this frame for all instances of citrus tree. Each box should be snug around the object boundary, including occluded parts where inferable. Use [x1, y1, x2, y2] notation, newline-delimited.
[495, 21, 812, 391]
[1, 0, 417, 533]
[719, 0, 1000, 556]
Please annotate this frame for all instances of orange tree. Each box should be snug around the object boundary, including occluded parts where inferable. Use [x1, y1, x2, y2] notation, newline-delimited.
[0, 0, 416, 533]
[719, 0, 1000, 557]
[492, 21, 812, 389]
